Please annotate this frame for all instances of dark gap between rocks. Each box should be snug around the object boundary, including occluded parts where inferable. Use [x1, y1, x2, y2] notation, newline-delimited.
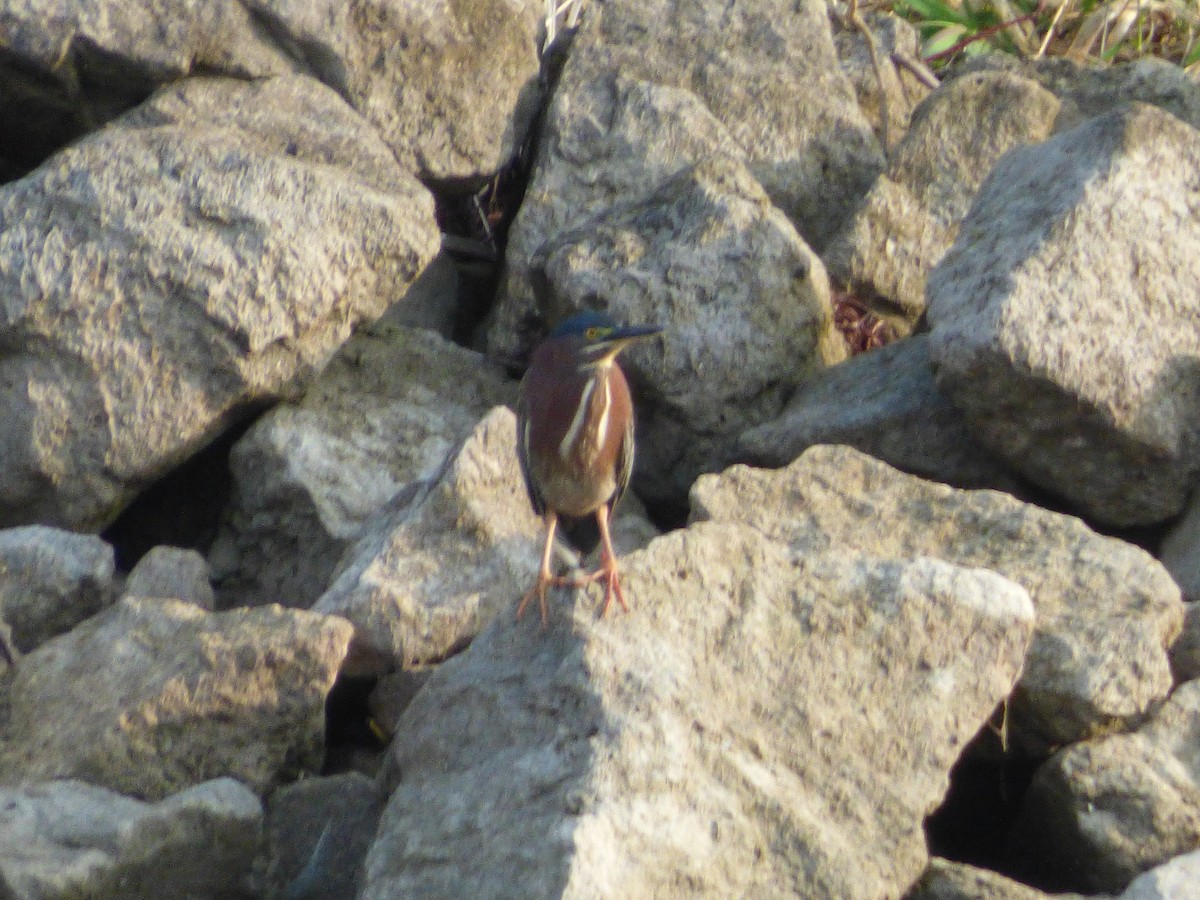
[102, 415, 259, 571]
[924, 720, 1048, 889]
[323, 675, 387, 777]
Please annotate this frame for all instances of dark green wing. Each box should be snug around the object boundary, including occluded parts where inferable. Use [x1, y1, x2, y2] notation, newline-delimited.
[515, 384, 545, 516]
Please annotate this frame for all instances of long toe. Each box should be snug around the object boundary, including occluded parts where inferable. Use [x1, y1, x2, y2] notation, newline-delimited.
[599, 569, 630, 618]
[516, 579, 551, 628]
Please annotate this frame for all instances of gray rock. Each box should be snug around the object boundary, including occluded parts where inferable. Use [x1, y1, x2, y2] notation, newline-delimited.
[0, 526, 116, 652]
[0, 0, 542, 186]
[488, 70, 755, 364]
[1170, 603, 1200, 684]
[0, 777, 262, 900]
[1120, 848, 1200, 900]
[0, 0, 306, 169]
[124, 545, 214, 609]
[825, 70, 1060, 326]
[267, 772, 382, 900]
[209, 325, 515, 610]
[690, 445, 1183, 752]
[564, 0, 882, 248]
[1015, 679, 1200, 894]
[487, 0, 883, 361]
[831, 10, 933, 150]
[339, 0, 542, 185]
[361, 522, 1034, 899]
[0, 74, 440, 531]
[0, 596, 353, 800]
[311, 405, 539, 674]
[1160, 495, 1200, 601]
[732, 335, 1022, 492]
[952, 54, 1200, 134]
[530, 155, 848, 505]
[312, 406, 655, 674]
[908, 858, 1091, 900]
[927, 103, 1200, 527]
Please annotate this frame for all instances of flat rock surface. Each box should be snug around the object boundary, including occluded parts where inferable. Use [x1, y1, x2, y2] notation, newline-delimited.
[0, 777, 261, 900]
[0, 597, 353, 800]
[361, 522, 1033, 899]
[690, 445, 1183, 752]
[927, 102, 1200, 527]
[0, 73, 439, 530]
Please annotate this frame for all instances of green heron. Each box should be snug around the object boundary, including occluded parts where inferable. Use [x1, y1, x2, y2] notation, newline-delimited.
[515, 311, 662, 626]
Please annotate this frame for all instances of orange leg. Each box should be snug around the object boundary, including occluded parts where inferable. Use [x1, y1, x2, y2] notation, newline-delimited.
[575, 504, 629, 617]
[516, 511, 577, 627]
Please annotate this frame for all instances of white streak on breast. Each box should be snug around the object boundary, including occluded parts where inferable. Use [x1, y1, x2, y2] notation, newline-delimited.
[559, 377, 596, 462]
[594, 376, 612, 458]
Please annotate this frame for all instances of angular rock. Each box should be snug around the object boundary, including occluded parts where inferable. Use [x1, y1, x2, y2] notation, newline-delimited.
[824, 70, 1059, 326]
[531, 155, 847, 505]
[1160, 494, 1200, 601]
[0, 526, 116, 652]
[1169, 602, 1200, 684]
[0, 0, 305, 172]
[0, 0, 542, 185]
[488, 0, 883, 361]
[361, 523, 1034, 899]
[927, 103, 1200, 527]
[1014, 679, 1200, 894]
[123, 545, 214, 609]
[831, 10, 933, 150]
[1120, 848, 1200, 900]
[908, 858, 1090, 900]
[690, 445, 1184, 752]
[490, 71, 749, 361]
[0, 597, 353, 800]
[313, 407, 655, 674]
[0, 74, 439, 531]
[311, 405, 538, 674]
[732, 335, 1022, 493]
[340, 0, 542, 185]
[209, 325, 515, 610]
[266, 772, 382, 900]
[572, 0, 881, 246]
[0, 777, 262, 900]
[953, 54, 1200, 135]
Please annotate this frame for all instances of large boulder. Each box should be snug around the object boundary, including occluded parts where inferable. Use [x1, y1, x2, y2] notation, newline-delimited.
[927, 103, 1200, 527]
[1014, 679, 1200, 893]
[732, 334, 1022, 493]
[209, 324, 516, 610]
[690, 445, 1183, 752]
[0, 0, 542, 184]
[0, 74, 440, 531]
[824, 70, 1059, 327]
[0, 526, 116, 652]
[361, 523, 1033, 899]
[0, 777, 262, 900]
[0, 597, 353, 800]
[488, 0, 882, 363]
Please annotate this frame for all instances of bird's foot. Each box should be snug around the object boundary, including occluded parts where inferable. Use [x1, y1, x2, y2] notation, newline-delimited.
[575, 557, 629, 618]
[516, 572, 578, 628]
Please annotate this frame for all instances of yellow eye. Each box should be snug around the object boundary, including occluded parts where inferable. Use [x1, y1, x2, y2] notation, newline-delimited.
[585, 326, 604, 341]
